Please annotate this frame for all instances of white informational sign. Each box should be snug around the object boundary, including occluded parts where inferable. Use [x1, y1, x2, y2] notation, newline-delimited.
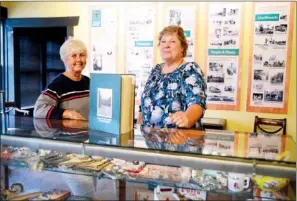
[250, 2, 291, 108]
[91, 8, 117, 73]
[124, 6, 156, 106]
[247, 133, 281, 160]
[165, 6, 197, 62]
[206, 3, 242, 105]
[204, 131, 236, 156]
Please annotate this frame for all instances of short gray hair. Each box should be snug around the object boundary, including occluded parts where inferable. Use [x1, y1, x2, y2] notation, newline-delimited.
[59, 38, 87, 62]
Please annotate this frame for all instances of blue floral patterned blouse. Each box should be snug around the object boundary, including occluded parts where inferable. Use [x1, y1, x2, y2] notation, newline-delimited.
[140, 62, 207, 129]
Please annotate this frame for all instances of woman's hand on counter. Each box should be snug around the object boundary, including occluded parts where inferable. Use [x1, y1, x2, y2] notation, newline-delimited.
[170, 112, 190, 128]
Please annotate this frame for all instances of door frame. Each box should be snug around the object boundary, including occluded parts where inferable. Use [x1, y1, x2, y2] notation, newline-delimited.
[3, 16, 79, 111]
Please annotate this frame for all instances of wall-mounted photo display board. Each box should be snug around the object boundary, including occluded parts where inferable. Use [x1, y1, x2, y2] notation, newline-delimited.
[164, 5, 197, 62]
[246, 2, 294, 114]
[123, 5, 157, 107]
[89, 6, 118, 74]
[205, 3, 244, 111]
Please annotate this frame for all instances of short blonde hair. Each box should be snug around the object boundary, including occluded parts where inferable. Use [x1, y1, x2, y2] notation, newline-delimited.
[59, 38, 87, 62]
[158, 25, 188, 57]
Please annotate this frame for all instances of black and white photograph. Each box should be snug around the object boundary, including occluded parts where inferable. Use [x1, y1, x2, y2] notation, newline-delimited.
[222, 96, 234, 102]
[262, 37, 287, 47]
[209, 86, 222, 93]
[253, 83, 263, 91]
[275, 24, 288, 34]
[254, 70, 269, 81]
[209, 62, 224, 72]
[223, 27, 238, 37]
[207, 95, 234, 102]
[97, 88, 113, 118]
[254, 54, 263, 64]
[264, 89, 283, 102]
[270, 72, 284, 84]
[92, 46, 103, 71]
[224, 19, 236, 25]
[280, 14, 287, 21]
[263, 55, 285, 68]
[223, 39, 236, 46]
[211, 8, 226, 17]
[252, 93, 263, 101]
[224, 85, 235, 92]
[227, 8, 239, 16]
[93, 54, 103, 71]
[255, 24, 274, 35]
[207, 95, 222, 101]
[274, 39, 287, 47]
[226, 63, 237, 76]
[169, 9, 181, 26]
[214, 28, 222, 39]
[207, 73, 225, 83]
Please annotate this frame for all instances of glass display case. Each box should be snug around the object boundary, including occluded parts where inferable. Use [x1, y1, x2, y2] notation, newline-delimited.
[0, 115, 296, 200]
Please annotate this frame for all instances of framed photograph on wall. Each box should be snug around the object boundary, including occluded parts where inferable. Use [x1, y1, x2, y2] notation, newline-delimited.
[133, 188, 154, 201]
[246, 2, 295, 114]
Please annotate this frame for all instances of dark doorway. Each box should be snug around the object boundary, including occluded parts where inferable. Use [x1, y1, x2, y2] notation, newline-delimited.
[14, 27, 66, 115]
[3, 16, 79, 116]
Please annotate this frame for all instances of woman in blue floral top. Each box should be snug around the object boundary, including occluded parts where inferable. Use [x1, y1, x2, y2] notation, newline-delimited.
[140, 25, 207, 129]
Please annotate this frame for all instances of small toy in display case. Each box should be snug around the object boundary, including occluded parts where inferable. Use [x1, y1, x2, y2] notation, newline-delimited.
[252, 175, 289, 192]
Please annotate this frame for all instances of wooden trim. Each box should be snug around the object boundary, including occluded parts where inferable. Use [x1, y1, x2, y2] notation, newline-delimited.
[234, 131, 239, 156]
[246, 3, 256, 113]
[235, 3, 245, 111]
[243, 132, 249, 157]
[195, 4, 199, 65]
[4, 16, 79, 28]
[206, 3, 243, 111]
[246, 2, 294, 114]
[281, 135, 286, 154]
[203, 3, 209, 82]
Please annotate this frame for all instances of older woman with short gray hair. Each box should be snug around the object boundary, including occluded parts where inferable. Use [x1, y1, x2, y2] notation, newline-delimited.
[34, 38, 90, 120]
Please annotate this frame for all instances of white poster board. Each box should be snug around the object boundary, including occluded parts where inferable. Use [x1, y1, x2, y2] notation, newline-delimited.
[90, 7, 117, 73]
[165, 6, 197, 62]
[124, 6, 156, 108]
[247, 2, 292, 114]
[206, 3, 242, 110]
